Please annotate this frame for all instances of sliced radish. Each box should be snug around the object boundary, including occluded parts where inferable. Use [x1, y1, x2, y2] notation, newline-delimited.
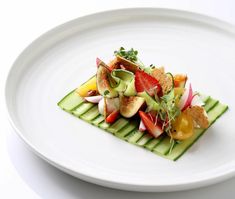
[179, 83, 193, 111]
[98, 98, 105, 115]
[139, 119, 146, 131]
[84, 95, 103, 103]
[191, 94, 204, 107]
[96, 57, 102, 67]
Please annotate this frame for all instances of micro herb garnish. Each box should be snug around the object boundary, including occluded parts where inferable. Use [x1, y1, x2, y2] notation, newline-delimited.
[158, 89, 180, 134]
[169, 138, 176, 154]
[114, 47, 145, 68]
[114, 47, 138, 62]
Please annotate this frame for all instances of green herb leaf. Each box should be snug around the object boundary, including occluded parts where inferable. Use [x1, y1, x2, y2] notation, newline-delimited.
[104, 90, 110, 95]
[114, 47, 138, 62]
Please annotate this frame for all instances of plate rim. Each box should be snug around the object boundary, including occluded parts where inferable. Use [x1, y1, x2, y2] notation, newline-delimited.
[5, 7, 235, 192]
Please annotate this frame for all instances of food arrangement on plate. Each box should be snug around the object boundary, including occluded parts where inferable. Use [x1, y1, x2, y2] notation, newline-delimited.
[58, 47, 228, 161]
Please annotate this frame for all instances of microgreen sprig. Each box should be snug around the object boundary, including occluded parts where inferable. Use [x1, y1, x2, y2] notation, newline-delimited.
[114, 47, 146, 68]
[114, 47, 138, 62]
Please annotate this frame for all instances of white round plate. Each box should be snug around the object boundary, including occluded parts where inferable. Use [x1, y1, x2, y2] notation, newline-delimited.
[5, 8, 235, 192]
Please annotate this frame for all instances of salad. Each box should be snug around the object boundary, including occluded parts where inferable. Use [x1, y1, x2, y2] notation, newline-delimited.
[58, 47, 228, 160]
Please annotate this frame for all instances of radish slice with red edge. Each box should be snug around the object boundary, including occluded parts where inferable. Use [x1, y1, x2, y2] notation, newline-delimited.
[139, 119, 146, 131]
[96, 57, 102, 67]
[191, 93, 204, 107]
[179, 83, 193, 111]
[85, 95, 103, 103]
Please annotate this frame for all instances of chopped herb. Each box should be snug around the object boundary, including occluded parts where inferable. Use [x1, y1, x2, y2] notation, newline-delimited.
[104, 90, 110, 95]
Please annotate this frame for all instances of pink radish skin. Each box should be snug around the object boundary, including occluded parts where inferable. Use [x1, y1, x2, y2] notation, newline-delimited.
[182, 83, 193, 111]
[84, 95, 103, 103]
[139, 119, 146, 131]
[179, 83, 194, 111]
[96, 57, 102, 67]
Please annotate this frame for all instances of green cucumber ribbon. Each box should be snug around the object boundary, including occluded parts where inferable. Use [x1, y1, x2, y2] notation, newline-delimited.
[109, 69, 136, 95]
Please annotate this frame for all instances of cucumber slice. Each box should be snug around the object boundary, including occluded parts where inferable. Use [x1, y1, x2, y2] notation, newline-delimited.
[144, 136, 164, 150]
[92, 115, 104, 125]
[124, 78, 136, 96]
[128, 131, 145, 144]
[138, 91, 160, 111]
[80, 106, 100, 122]
[136, 133, 153, 146]
[204, 98, 218, 112]
[166, 102, 228, 160]
[59, 88, 228, 161]
[115, 121, 138, 138]
[153, 137, 171, 155]
[202, 95, 210, 103]
[208, 103, 228, 124]
[58, 90, 84, 111]
[107, 118, 129, 134]
[99, 121, 110, 130]
[72, 103, 94, 117]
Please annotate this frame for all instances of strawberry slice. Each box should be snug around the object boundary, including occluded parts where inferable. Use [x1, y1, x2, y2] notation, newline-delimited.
[135, 70, 161, 96]
[139, 111, 163, 138]
[105, 110, 119, 123]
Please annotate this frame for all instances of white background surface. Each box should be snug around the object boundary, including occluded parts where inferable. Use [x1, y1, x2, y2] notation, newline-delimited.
[1, 0, 235, 198]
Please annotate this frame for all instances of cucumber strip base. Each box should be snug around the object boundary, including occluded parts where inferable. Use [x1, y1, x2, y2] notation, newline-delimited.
[58, 90, 228, 161]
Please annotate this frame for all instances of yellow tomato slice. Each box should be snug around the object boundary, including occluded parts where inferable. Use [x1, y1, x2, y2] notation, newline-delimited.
[76, 76, 97, 97]
[171, 111, 194, 140]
